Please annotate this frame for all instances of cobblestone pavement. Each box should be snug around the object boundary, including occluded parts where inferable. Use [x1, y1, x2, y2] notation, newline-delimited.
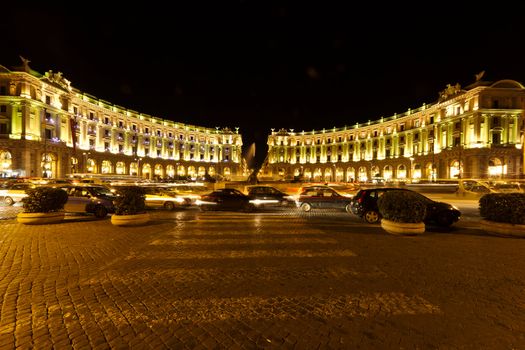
[0, 207, 524, 349]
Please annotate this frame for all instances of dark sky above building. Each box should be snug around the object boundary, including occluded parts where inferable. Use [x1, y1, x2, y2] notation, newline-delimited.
[3, 1, 525, 167]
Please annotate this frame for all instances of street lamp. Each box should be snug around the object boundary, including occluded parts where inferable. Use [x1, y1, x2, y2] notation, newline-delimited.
[42, 108, 49, 178]
[136, 157, 142, 177]
[431, 140, 436, 182]
[409, 157, 414, 181]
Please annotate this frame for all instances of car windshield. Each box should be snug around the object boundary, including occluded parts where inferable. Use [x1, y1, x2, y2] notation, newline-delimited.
[410, 191, 433, 203]
[91, 187, 114, 197]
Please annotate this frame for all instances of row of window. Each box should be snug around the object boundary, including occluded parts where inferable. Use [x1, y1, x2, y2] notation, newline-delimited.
[274, 117, 510, 147]
[76, 109, 217, 141]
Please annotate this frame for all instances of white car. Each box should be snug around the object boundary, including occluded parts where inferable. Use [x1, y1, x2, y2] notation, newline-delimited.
[143, 187, 190, 210]
[0, 183, 36, 205]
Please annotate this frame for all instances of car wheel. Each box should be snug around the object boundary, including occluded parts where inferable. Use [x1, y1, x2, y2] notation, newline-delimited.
[436, 212, 454, 227]
[300, 203, 312, 212]
[364, 210, 380, 224]
[164, 202, 175, 210]
[4, 197, 14, 206]
[94, 206, 108, 218]
[345, 204, 352, 214]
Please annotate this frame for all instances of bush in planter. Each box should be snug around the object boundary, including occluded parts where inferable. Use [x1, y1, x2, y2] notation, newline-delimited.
[113, 186, 147, 215]
[377, 190, 427, 223]
[479, 193, 525, 225]
[21, 187, 68, 213]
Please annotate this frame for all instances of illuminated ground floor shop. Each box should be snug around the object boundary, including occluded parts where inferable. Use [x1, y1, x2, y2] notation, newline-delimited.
[0, 140, 243, 180]
[260, 147, 523, 183]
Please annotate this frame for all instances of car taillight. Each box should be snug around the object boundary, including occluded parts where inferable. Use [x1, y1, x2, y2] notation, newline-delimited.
[357, 191, 366, 203]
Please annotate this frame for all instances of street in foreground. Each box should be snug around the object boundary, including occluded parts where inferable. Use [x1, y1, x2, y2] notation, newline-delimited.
[0, 206, 523, 349]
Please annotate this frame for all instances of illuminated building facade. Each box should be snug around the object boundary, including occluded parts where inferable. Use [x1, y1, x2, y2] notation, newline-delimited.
[0, 60, 244, 179]
[262, 79, 525, 182]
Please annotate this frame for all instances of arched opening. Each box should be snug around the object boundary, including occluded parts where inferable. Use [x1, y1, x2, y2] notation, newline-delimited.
[383, 165, 393, 180]
[142, 163, 152, 179]
[304, 168, 312, 181]
[188, 166, 196, 178]
[198, 166, 206, 178]
[425, 162, 435, 181]
[166, 165, 175, 178]
[488, 158, 505, 177]
[313, 168, 322, 182]
[41, 152, 57, 178]
[69, 156, 78, 174]
[130, 162, 139, 176]
[154, 164, 163, 179]
[358, 166, 367, 182]
[335, 167, 343, 182]
[0, 150, 13, 177]
[371, 165, 380, 179]
[86, 158, 96, 174]
[101, 160, 112, 174]
[346, 167, 356, 182]
[324, 168, 333, 182]
[450, 160, 461, 179]
[115, 161, 126, 175]
[397, 164, 407, 179]
[413, 163, 422, 180]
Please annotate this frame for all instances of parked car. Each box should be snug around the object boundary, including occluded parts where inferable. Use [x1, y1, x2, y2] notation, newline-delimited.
[490, 182, 524, 193]
[196, 188, 255, 212]
[0, 182, 36, 205]
[350, 187, 461, 226]
[59, 185, 116, 218]
[295, 185, 353, 213]
[246, 185, 294, 208]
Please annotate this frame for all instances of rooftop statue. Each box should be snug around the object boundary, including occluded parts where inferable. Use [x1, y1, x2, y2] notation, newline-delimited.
[439, 83, 462, 102]
[475, 70, 485, 82]
[19, 55, 31, 72]
[43, 70, 72, 91]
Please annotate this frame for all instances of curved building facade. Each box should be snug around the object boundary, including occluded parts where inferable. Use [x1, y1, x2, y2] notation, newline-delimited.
[0, 60, 244, 180]
[261, 79, 525, 182]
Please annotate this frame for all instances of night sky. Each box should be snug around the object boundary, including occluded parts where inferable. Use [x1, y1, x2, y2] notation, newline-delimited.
[4, 2, 525, 167]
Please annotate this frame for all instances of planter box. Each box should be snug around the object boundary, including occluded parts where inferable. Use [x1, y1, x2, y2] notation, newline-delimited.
[111, 213, 150, 226]
[380, 219, 425, 236]
[17, 211, 65, 225]
[480, 219, 525, 238]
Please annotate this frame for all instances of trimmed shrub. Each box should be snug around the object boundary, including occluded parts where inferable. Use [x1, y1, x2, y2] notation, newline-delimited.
[21, 187, 68, 213]
[479, 193, 525, 224]
[377, 190, 427, 223]
[113, 186, 147, 215]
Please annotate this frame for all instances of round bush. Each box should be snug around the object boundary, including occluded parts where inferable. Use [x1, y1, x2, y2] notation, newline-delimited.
[479, 193, 525, 224]
[21, 187, 68, 213]
[113, 186, 147, 215]
[377, 190, 427, 223]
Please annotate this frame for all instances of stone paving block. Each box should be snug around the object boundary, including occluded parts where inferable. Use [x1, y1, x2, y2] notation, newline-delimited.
[71, 335, 91, 349]
[0, 210, 524, 348]
[30, 338, 54, 349]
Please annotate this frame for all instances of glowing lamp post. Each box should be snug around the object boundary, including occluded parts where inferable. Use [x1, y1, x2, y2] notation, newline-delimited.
[136, 158, 142, 177]
[409, 157, 414, 181]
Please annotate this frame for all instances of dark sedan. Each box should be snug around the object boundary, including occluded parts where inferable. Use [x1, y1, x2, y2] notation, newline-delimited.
[196, 188, 255, 212]
[246, 185, 294, 208]
[350, 187, 461, 226]
[295, 185, 353, 213]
